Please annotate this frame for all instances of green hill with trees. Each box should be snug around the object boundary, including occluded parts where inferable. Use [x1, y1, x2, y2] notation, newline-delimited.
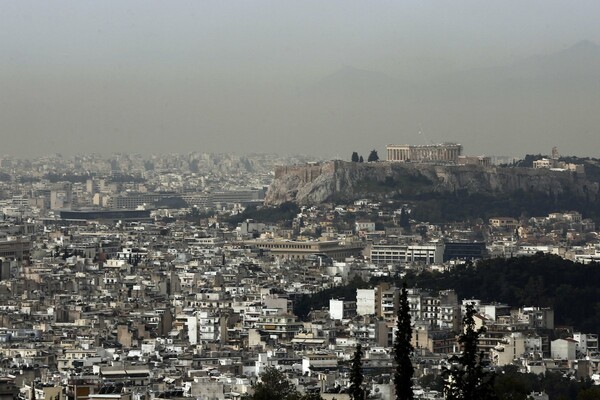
[295, 254, 600, 333]
[396, 253, 600, 333]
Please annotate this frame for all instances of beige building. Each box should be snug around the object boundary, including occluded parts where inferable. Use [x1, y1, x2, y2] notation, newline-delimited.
[255, 314, 303, 341]
[551, 338, 577, 360]
[458, 155, 492, 167]
[0, 237, 30, 260]
[244, 239, 364, 261]
[386, 143, 462, 163]
[533, 158, 585, 173]
[490, 333, 526, 366]
[489, 217, 518, 230]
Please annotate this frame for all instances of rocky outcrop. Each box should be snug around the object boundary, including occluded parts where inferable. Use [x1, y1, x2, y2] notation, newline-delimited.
[265, 161, 599, 205]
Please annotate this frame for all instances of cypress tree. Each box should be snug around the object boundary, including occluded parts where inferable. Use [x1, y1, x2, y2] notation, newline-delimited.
[444, 303, 496, 400]
[349, 343, 365, 400]
[394, 282, 414, 400]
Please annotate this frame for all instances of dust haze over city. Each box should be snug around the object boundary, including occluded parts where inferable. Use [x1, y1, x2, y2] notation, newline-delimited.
[3, 0, 600, 158]
[5, 2, 600, 400]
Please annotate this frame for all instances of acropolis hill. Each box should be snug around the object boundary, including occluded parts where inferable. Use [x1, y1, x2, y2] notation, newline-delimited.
[265, 160, 599, 206]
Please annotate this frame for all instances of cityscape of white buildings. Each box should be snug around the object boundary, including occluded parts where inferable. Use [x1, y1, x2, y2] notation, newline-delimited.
[0, 152, 597, 399]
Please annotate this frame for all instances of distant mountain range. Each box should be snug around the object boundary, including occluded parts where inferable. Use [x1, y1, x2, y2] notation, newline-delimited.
[300, 41, 600, 157]
[309, 41, 600, 97]
[307, 66, 403, 98]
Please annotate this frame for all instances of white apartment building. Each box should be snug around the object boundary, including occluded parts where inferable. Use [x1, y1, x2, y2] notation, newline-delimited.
[198, 311, 220, 342]
[356, 289, 376, 316]
[356, 287, 462, 330]
[572, 332, 599, 356]
[329, 299, 357, 320]
[370, 243, 444, 265]
[551, 338, 577, 360]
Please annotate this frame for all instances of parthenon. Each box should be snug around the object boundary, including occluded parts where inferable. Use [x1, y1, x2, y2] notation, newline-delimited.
[386, 143, 463, 163]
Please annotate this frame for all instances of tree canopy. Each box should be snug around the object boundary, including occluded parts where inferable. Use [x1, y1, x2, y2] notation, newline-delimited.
[396, 253, 600, 333]
[293, 276, 369, 320]
[367, 150, 379, 162]
[248, 367, 323, 400]
[224, 202, 300, 226]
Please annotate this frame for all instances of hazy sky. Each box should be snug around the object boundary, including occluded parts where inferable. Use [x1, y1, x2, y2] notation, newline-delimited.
[2, 1, 600, 158]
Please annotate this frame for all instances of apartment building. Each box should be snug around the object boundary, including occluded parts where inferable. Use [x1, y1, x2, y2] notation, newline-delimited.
[370, 243, 444, 265]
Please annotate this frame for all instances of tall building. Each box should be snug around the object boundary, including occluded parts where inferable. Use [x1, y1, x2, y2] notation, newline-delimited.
[386, 143, 463, 163]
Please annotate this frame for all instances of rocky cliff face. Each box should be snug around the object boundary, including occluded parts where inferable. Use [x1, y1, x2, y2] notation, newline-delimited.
[265, 161, 599, 205]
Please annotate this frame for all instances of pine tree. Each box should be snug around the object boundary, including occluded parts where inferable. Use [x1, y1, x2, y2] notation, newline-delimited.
[394, 282, 414, 400]
[367, 150, 379, 162]
[444, 303, 496, 400]
[251, 367, 300, 400]
[349, 343, 365, 400]
[351, 152, 360, 162]
[359, 155, 364, 163]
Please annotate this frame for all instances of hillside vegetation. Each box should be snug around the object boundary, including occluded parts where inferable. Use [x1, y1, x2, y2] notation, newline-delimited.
[398, 253, 600, 333]
[296, 254, 600, 333]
